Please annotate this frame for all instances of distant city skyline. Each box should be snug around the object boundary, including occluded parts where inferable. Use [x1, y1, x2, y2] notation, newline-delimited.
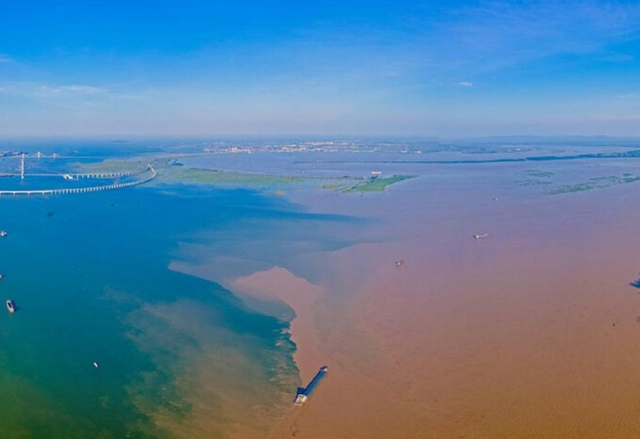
[2, 1, 640, 137]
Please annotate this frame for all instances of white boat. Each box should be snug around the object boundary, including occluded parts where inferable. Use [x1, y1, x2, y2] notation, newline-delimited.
[6, 300, 15, 313]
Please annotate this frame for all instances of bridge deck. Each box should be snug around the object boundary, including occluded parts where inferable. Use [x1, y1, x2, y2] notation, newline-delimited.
[0, 166, 156, 196]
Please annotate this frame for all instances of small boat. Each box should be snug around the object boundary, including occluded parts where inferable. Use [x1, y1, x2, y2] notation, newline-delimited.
[93, 361, 100, 368]
[6, 300, 15, 313]
[0, 231, 7, 237]
[395, 259, 405, 268]
[473, 233, 489, 240]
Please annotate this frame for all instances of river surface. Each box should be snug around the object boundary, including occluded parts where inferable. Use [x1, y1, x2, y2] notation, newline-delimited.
[0, 144, 359, 438]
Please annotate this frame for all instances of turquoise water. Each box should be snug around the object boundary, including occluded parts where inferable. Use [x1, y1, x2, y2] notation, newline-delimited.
[0, 178, 360, 438]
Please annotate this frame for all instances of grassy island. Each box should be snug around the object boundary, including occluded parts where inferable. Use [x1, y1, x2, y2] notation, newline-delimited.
[344, 175, 414, 193]
[159, 167, 308, 186]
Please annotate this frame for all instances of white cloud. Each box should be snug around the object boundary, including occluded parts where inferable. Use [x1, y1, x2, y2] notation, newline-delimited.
[596, 114, 640, 121]
[614, 93, 637, 99]
[36, 84, 103, 97]
[458, 81, 473, 87]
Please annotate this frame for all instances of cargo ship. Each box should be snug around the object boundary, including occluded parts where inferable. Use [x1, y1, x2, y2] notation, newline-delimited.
[6, 299, 15, 313]
[294, 366, 328, 405]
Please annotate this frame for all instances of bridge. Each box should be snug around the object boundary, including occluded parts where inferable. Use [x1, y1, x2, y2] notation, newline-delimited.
[0, 171, 135, 179]
[0, 165, 157, 196]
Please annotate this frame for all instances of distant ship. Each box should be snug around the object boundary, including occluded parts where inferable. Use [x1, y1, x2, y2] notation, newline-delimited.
[473, 233, 488, 240]
[6, 300, 15, 313]
[0, 231, 7, 238]
[294, 366, 329, 405]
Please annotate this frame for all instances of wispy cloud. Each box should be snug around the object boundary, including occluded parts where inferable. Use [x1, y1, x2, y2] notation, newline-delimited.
[614, 93, 637, 99]
[422, 1, 640, 75]
[597, 114, 640, 121]
[256, 1, 640, 95]
[0, 54, 12, 63]
[36, 84, 103, 97]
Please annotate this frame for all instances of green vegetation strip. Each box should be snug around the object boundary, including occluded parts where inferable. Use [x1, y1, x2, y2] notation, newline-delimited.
[548, 175, 640, 195]
[158, 167, 308, 186]
[343, 175, 415, 193]
[75, 159, 148, 173]
[525, 170, 555, 178]
[79, 157, 416, 193]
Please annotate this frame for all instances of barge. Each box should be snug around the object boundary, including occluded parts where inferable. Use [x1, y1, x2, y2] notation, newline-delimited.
[294, 365, 328, 405]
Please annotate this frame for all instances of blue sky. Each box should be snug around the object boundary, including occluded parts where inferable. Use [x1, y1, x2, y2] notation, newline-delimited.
[2, 0, 640, 137]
